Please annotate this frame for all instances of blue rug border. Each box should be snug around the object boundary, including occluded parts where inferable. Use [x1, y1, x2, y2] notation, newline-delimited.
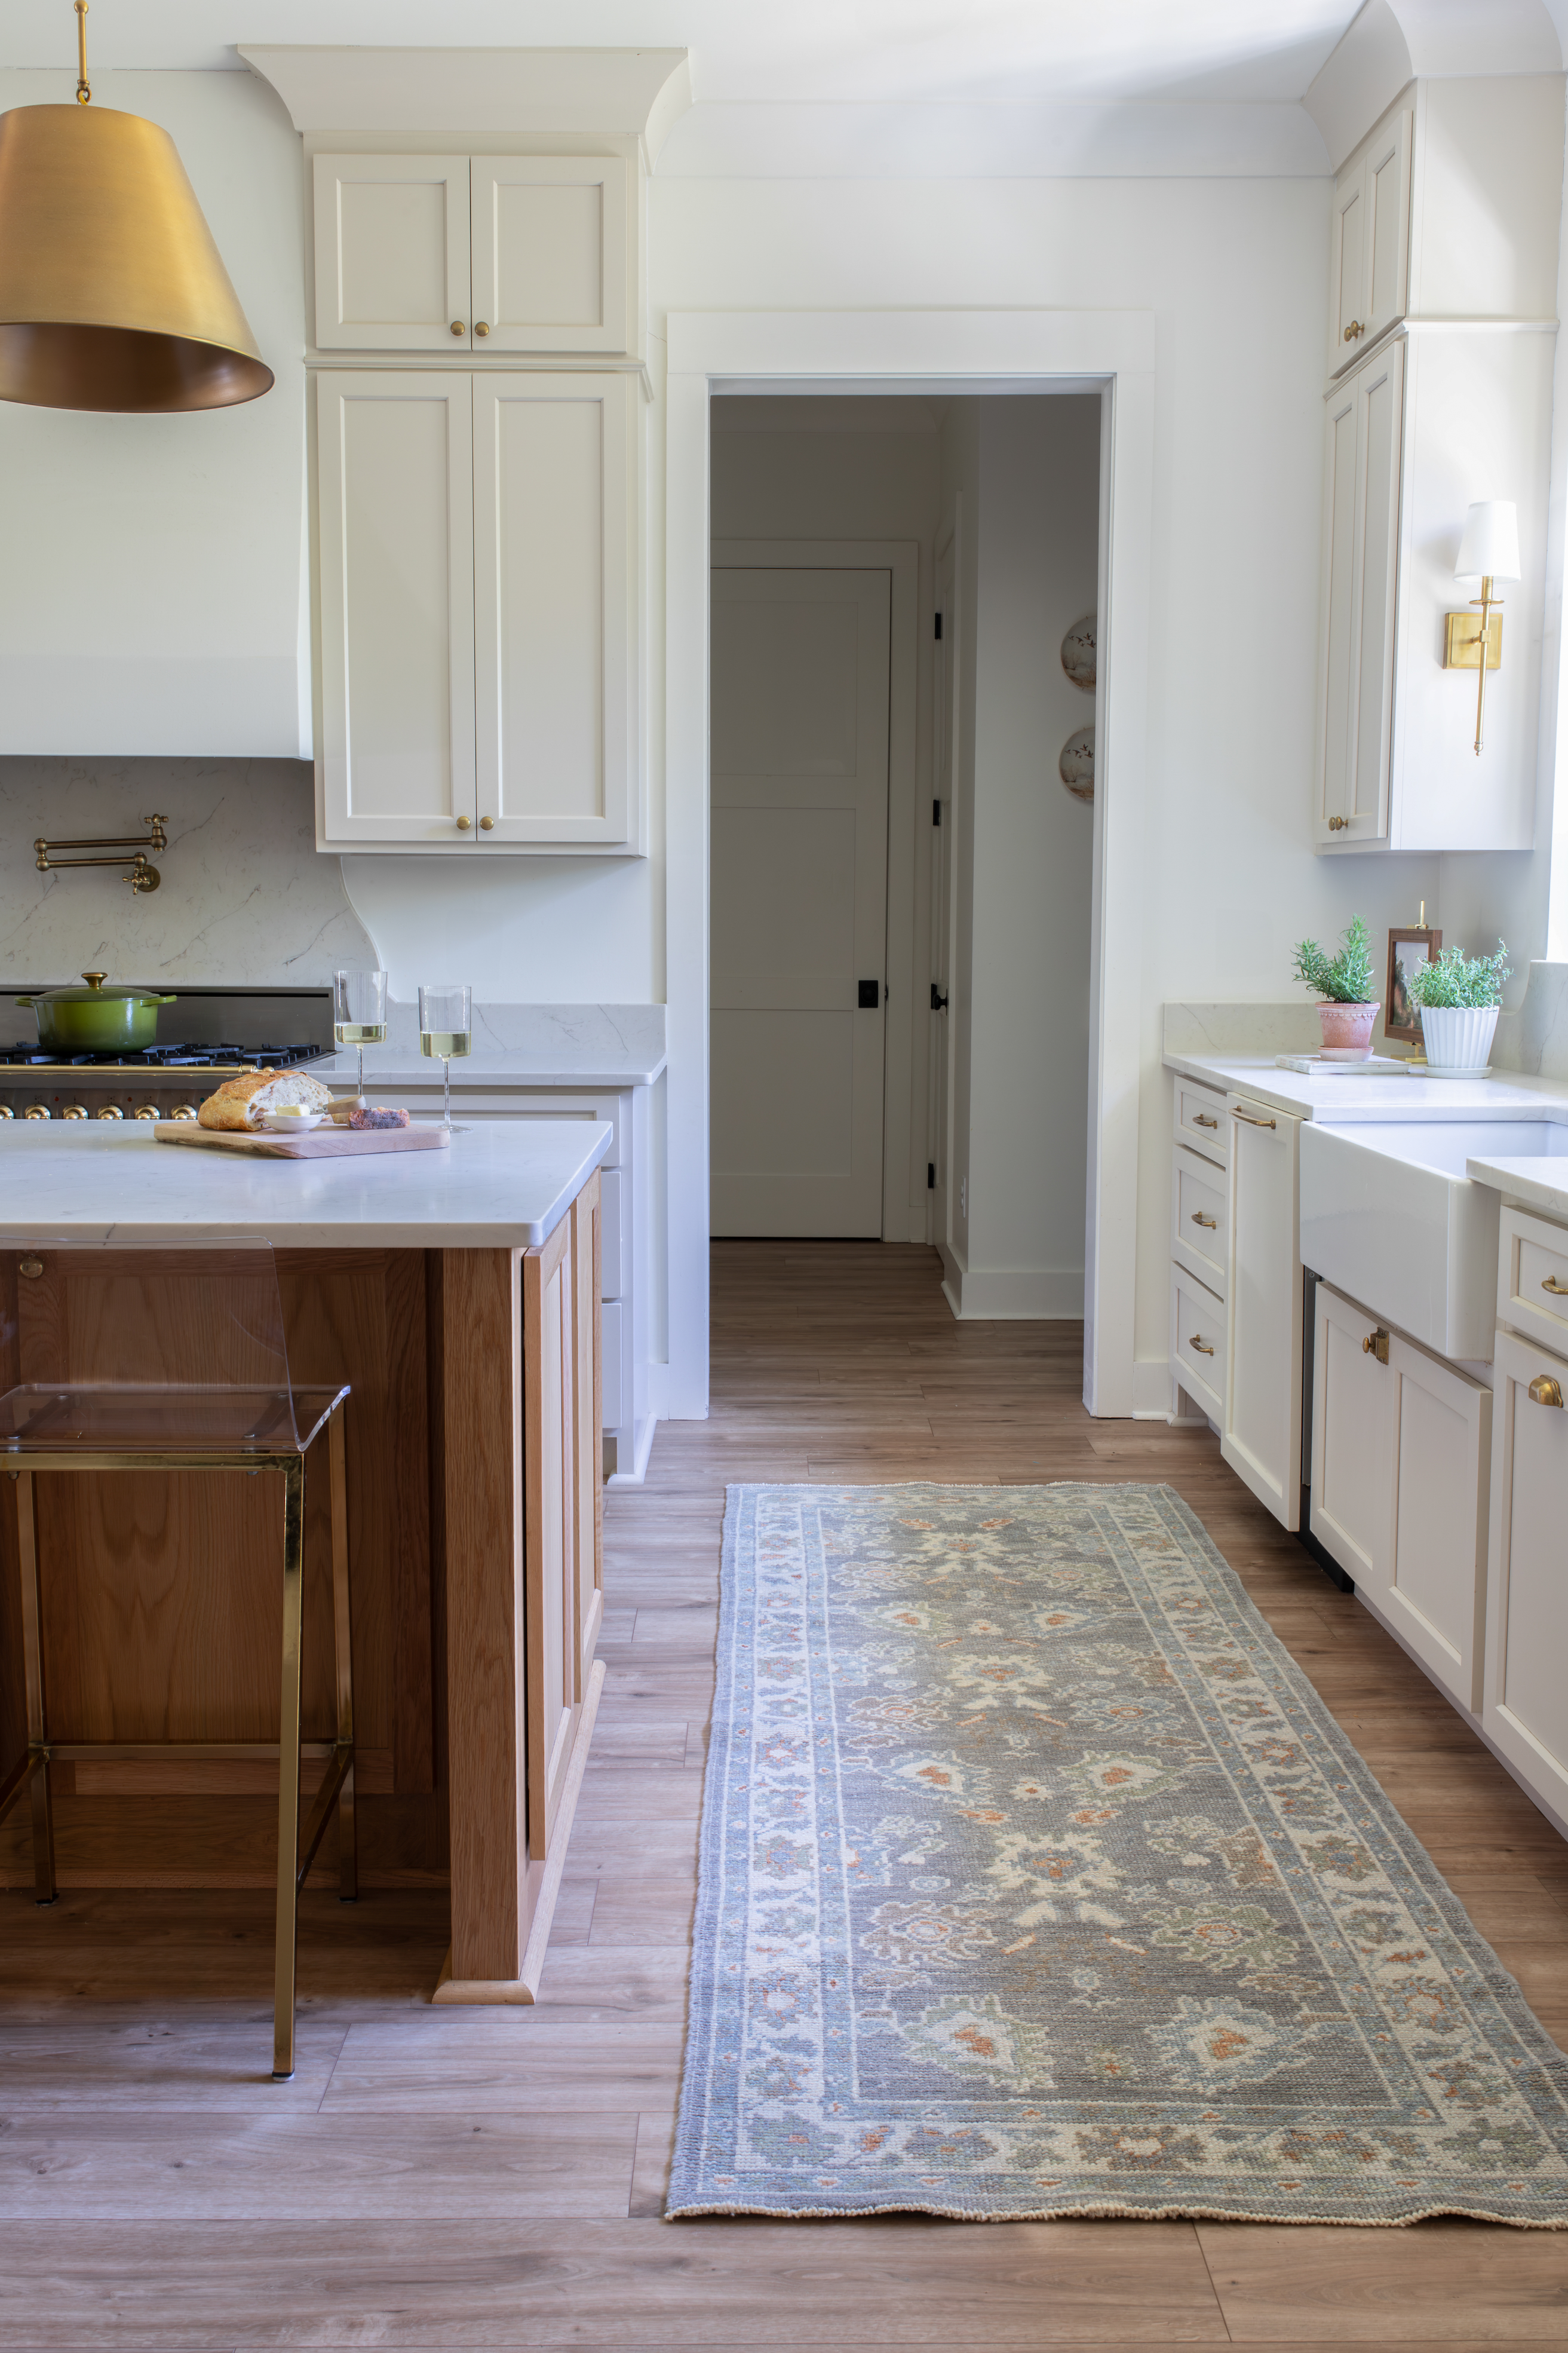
[665, 1480, 1568, 2227]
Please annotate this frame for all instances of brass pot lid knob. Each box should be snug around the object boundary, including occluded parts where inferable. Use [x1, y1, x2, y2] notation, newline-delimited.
[82, 969, 107, 988]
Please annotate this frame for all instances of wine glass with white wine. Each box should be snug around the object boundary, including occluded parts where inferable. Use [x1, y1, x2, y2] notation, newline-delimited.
[333, 969, 387, 1104]
[419, 984, 471, 1127]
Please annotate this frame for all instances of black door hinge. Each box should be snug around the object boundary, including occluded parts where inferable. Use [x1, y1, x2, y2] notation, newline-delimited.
[932, 798, 941, 826]
[930, 984, 948, 1013]
[927, 1162, 936, 1190]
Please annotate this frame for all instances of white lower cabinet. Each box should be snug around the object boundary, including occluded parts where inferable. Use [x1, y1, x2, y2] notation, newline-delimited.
[1483, 1328, 1568, 1821]
[1311, 1280, 1491, 1713]
[1223, 1096, 1303, 1529]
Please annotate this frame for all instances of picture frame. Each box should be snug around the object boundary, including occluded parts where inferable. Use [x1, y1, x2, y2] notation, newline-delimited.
[1385, 925, 1442, 1044]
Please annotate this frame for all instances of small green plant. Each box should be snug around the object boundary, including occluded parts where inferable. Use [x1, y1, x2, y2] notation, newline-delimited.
[1404, 939, 1511, 1010]
[1291, 915, 1376, 1004]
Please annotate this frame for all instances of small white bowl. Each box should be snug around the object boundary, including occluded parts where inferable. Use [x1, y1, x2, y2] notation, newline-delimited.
[259, 1107, 326, 1132]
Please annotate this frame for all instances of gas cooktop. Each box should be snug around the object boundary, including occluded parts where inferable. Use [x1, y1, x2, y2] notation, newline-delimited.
[0, 1043, 329, 1071]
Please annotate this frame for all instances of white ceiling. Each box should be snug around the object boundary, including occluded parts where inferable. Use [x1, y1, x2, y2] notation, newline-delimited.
[3, 0, 1380, 104]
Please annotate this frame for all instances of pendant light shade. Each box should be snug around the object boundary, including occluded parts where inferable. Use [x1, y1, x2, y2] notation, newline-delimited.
[0, 103, 272, 413]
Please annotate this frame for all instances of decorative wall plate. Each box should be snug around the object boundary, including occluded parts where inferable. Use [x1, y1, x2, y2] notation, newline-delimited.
[1059, 726, 1094, 802]
[1061, 614, 1097, 693]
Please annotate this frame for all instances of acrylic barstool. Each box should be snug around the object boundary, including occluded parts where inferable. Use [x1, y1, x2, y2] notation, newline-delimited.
[0, 1236, 354, 2080]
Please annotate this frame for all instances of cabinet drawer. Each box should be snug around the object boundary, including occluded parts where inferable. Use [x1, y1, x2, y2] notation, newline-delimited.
[1499, 1205, 1568, 1353]
[1171, 1263, 1225, 1421]
[1173, 1077, 1228, 1169]
[1171, 1143, 1227, 1294]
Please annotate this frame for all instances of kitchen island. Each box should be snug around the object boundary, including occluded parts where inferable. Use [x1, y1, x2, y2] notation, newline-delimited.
[0, 1120, 612, 2002]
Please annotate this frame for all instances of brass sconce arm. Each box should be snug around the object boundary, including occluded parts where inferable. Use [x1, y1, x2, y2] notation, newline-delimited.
[35, 814, 166, 894]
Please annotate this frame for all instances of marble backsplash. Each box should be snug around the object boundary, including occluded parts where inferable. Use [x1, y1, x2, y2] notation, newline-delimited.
[376, 997, 666, 1059]
[1493, 960, 1568, 1077]
[0, 756, 376, 985]
[1167, 968, 1568, 1077]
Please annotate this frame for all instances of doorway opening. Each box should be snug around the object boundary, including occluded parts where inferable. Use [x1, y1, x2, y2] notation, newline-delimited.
[707, 391, 1100, 1331]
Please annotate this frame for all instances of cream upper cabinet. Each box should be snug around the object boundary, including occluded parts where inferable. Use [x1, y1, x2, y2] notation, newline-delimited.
[1328, 111, 1411, 378]
[470, 158, 628, 354]
[314, 152, 632, 358]
[313, 156, 472, 351]
[473, 373, 634, 845]
[315, 372, 476, 845]
[1316, 338, 1403, 847]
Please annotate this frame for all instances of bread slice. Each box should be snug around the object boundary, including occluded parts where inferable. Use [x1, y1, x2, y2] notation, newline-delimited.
[198, 1070, 335, 1132]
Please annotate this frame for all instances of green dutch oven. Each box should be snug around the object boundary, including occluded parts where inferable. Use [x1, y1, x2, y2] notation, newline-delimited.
[17, 970, 177, 1054]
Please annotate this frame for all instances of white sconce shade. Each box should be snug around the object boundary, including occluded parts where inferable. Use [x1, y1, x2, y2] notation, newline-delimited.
[1455, 500, 1520, 583]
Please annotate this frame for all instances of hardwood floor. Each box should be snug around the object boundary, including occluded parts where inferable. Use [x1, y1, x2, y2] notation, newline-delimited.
[2, 1239, 1566, 2349]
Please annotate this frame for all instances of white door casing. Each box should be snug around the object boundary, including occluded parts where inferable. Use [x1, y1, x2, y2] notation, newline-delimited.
[315, 371, 476, 844]
[710, 566, 891, 1237]
[931, 526, 957, 1255]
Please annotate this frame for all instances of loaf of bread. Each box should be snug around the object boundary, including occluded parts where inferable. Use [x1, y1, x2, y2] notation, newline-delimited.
[198, 1070, 335, 1132]
[348, 1104, 409, 1129]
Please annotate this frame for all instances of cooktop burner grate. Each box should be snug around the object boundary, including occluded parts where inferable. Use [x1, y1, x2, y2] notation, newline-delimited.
[0, 1042, 331, 1071]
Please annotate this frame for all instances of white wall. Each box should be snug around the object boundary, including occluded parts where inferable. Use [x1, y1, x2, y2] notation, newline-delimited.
[939, 396, 1098, 1318]
[0, 70, 308, 756]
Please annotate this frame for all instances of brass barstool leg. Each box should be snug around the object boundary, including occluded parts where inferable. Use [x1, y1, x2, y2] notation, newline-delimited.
[16, 1472, 57, 1906]
[328, 1412, 357, 1902]
[272, 1456, 305, 2081]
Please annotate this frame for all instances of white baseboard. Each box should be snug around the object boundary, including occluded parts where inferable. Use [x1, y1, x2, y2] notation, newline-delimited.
[941, 1266, 1085, 1320]
[1133, 1357, 1176, 1419]
[606, 1412, 658, 1486]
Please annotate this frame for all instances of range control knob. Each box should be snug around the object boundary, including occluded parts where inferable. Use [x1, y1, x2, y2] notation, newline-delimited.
[61, 1104, 88, 1120]
[133, 1104, 159, 1121]
[96, 1104, 124, 1119]
[23, 1103, 51, 1119]
[0, 1104, 13, 1119]
[169, 1104, 200, 1123]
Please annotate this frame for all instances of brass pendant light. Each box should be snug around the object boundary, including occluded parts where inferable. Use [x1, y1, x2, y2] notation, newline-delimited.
[0, 3, 272, 412]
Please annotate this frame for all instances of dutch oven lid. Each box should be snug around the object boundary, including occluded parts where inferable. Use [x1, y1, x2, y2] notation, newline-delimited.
[16, 970, 177, 1006]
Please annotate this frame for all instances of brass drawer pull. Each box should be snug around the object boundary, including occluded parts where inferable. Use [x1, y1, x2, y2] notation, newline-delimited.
[1192, 1113, 1219, 1129]
[1233, 1109, 1277, 1129]
[1361, 1328, 1389, 1365]
[1188, 1335, 1214, 1357]
[1541, 1275, 1568, 1297]
[1527, 1373, 1564, 1408]
[1190, 1211, 1217, 1230]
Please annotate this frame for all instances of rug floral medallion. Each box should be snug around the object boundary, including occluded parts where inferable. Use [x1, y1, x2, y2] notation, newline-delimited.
[667, 1482, 1568, 2225]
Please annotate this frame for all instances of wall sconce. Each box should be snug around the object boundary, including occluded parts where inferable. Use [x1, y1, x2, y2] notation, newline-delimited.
[1444, 500, 1520, 756]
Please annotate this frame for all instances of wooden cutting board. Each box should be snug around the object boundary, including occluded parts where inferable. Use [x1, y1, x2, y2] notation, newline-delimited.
[153, 1121, 450, 1159]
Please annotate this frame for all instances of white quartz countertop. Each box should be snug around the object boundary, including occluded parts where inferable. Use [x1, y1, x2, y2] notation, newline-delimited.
[1462, 1154, 1568, 1221]
[1165, 1049, 1568, 1126]
[0, 1120, 612, 1248]
[312, 1046, 666, 1090]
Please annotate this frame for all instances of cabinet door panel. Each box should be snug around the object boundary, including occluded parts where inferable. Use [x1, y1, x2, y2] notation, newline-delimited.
[1330, 164, 1367, 374]
[1350, 341, 1403, 838]
[1317, 381, 1360, 837]
[1383, 1335, 1490, 1712]
[471, 157, 628, 356]
[314, 155, 470, 351]
[1484, 1329, 1568, 1821]
[1363, 112, 1412, 350]
[474, 373, 633, 845]
[1310, 1282, 1392, 1586]
[1222, 1098, 1303, 1529]
[524, 1219, 581, 1855]
[316, 373, 476, 845]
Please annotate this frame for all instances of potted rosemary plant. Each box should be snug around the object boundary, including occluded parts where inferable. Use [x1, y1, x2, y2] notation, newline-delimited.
[1404, 940, 1511, 1073]
[1291, 916, 1380, 1058]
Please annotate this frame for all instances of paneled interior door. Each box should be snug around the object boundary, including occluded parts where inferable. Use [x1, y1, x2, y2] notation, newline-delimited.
[930, 532, 956, 1253]
[710, 567, 891, 1236]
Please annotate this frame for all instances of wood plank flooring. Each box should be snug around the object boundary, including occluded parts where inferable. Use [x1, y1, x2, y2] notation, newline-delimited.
[2, 1239, 1565, 2349]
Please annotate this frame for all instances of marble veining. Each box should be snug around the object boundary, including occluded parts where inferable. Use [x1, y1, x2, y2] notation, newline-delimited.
[376, 997, 666, 1062]
[0, 758, 376, 986]
[1163, 1001, 1328, 1057]
[1496, 960, 1568, 1080]
[0, 1122, 613, 1249]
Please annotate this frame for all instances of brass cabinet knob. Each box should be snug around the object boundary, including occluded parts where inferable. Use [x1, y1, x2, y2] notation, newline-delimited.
[1362, 1328, 1390, 1364]
[1328, 814, 1348, 832]
[1189, 1335, 1214, 1356]
[1343, 320, 1364, 342]
[19, 1258, 43, 1278]
[1527, 1372, 1564, 1408]
[479, 814, 494, 831]
[456, 814, 472, 829]
[474, 321, 490, 337]
[450, 321, 465, 336]
[1190, 1211, 1217, 1230]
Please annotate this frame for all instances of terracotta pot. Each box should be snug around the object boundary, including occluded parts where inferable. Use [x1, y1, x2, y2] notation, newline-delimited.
[1316, 1000, 1378, 1058]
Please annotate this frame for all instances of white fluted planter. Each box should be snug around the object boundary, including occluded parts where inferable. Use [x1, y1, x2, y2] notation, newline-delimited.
[1417, 1004, 1499, 1071]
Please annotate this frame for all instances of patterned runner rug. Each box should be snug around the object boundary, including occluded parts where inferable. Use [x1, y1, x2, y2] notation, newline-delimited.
[668, 1482, 1568, 2225]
